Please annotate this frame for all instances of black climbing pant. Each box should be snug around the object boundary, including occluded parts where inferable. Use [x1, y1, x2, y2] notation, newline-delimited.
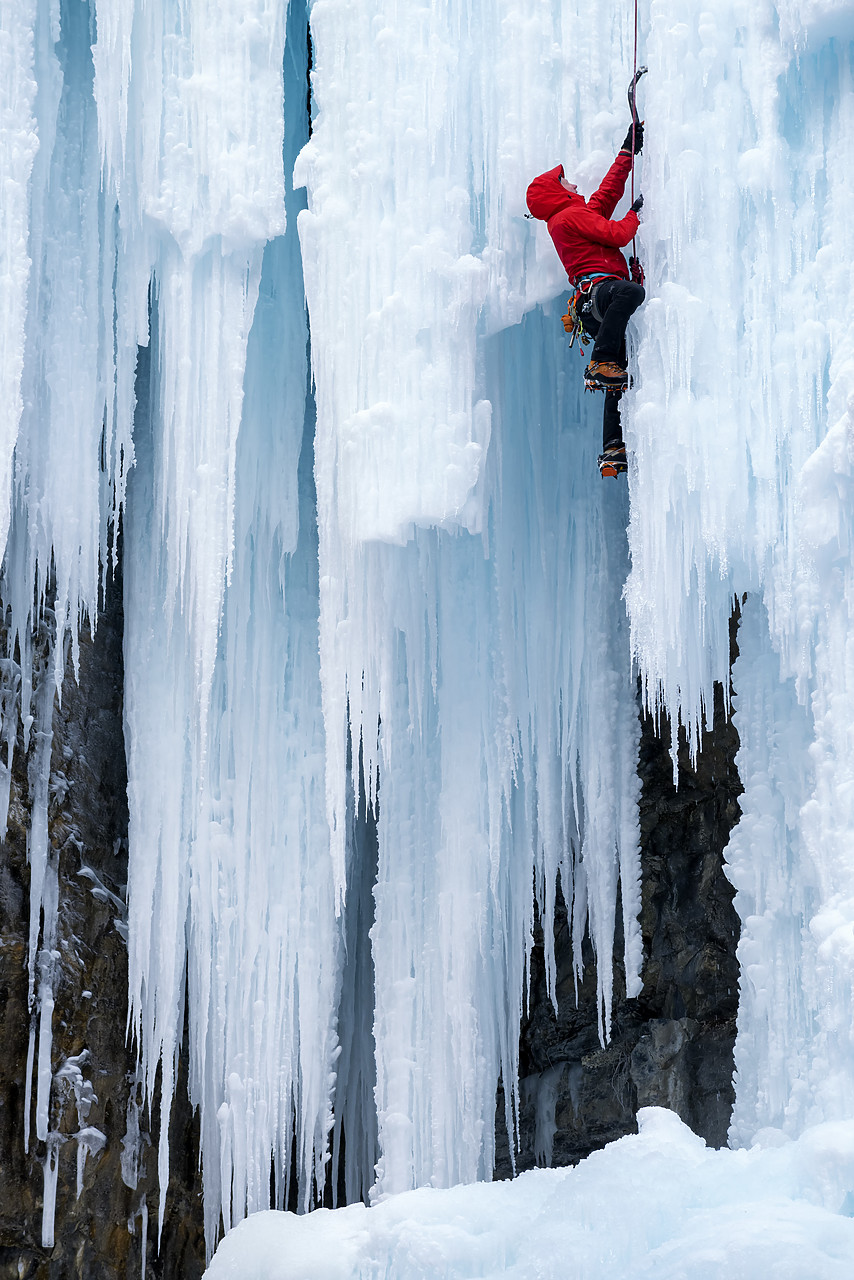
[590, 279, 645, 364]
[603, 388, 624, 452]
[582, 278, 645, 450]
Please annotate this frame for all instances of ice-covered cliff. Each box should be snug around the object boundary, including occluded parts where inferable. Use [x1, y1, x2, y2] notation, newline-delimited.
[2, 0, 854, 1271]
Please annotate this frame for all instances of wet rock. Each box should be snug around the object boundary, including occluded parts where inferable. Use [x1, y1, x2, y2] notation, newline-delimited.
[0, 571, 206, 1280]
[496, 674, 742, 1177]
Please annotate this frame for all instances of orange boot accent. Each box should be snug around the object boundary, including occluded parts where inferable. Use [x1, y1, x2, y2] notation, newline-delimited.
[585, 360, 629, 390]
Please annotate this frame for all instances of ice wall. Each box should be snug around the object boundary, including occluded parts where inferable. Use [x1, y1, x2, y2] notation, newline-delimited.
[6, 0, 643, 1244]
[6, 0, 854, 1264]
[3, 0, 335, 1252]
[118, 0, 338, 1246]
[297, 0, 642, 1201]
[620, 2, 854, 1141]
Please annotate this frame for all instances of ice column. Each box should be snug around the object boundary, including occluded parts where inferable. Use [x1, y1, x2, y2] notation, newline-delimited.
[622, 3, 854, 1136]
[299, 0, 642, 1198]
[726, 596, 816, 1143]
[189, 220, 336, 1238]
[624, 0, 830, 757]
[91, 0, 333, 1243]
[0, 0, 39, 559]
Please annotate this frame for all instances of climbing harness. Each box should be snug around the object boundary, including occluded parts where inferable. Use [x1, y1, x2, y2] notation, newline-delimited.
[561, 274, 617, 354]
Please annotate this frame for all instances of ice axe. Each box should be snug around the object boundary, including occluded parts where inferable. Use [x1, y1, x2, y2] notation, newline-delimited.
[628, 66, 647, 128]
[628, 66, 647, 288]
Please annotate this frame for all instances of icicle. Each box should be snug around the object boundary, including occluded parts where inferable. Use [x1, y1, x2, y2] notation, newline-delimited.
[34, 955, 55, 1144]
[127, 1196, 149, 1280]
[76, 1127, 107, 1198]
[140, 1198, 148, 1280]
[121, 1085, 143, 1190]
[41, 1134, 62, 1249]
[726, 595, 815, 1144]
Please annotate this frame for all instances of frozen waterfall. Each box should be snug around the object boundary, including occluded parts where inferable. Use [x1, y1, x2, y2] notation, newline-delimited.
[3, 0, 854, 1269]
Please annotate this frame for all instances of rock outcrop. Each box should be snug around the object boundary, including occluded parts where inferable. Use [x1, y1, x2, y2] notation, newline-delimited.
[0, 574, 206, 1280]
[496, 676, 742, 1176]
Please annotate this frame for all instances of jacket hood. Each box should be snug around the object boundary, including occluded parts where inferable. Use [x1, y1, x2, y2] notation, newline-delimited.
[526, 165, 576, 220]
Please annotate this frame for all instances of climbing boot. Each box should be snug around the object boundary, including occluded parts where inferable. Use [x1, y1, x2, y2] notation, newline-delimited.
[584, 360, 629, 391]
[598, 443, 627, 478]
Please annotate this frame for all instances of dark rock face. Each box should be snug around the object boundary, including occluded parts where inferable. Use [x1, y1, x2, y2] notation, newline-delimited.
[0, 574, 206, 1280]
[496, 679, 742, 1177]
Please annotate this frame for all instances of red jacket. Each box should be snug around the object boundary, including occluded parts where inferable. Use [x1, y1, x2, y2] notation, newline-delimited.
[526, 153, 639, 284]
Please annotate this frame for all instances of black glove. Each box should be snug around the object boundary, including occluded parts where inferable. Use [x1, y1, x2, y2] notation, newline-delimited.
[631, 194, 644, 214]
[622, 121, 644, 154]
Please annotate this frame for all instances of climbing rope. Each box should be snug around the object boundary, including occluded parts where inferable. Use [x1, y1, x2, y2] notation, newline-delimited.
[631, 0, 639, 231]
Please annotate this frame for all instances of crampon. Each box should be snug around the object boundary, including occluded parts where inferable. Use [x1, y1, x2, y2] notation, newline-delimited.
[598, 443, 627, 478]
[584, 360, 629, 392]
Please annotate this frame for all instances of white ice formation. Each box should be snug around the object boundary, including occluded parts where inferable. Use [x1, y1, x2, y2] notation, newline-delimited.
[2, 0, 854, 1265]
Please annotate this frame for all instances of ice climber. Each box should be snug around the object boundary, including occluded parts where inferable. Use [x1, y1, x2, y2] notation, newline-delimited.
[526, 120, 645, 477]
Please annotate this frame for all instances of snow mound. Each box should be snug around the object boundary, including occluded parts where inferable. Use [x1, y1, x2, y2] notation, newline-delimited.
[204, 1109, 854, 1279]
